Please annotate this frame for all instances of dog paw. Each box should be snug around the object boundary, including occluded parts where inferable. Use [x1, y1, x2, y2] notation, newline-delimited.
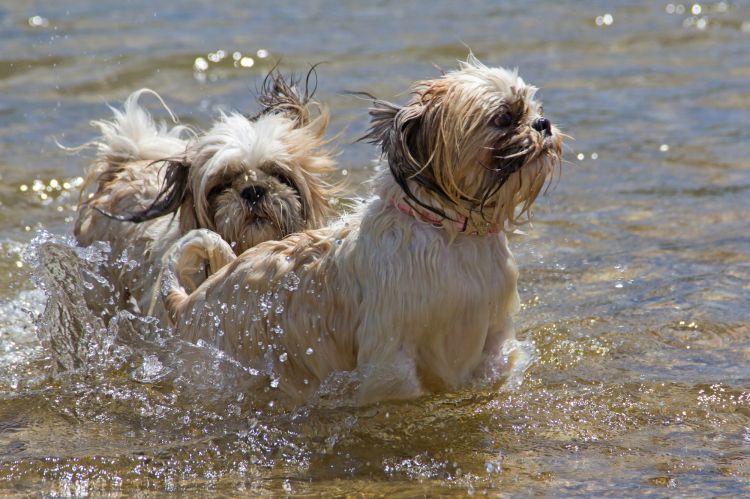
[159, 229, 236, 323]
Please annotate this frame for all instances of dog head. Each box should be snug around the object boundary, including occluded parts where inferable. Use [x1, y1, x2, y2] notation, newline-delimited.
[365, 54, 563, 228]
[124, 70, 335, 253]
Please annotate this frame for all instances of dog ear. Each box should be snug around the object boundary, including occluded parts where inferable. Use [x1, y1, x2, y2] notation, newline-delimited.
[178, 191, 199, 232]
[363, 98, 452, 219]
[105, 160, 191, 224]
[362, 98, 402, 156]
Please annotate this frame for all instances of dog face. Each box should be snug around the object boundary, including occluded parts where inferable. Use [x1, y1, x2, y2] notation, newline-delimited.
[179, 110, 331, 253]
[122, 73, 334, 254]
[366, 54, 563, 227]
[202, 158, 303, 252]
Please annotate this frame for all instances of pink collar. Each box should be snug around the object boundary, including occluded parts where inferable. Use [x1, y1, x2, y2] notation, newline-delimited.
[392, 198, 501, 236]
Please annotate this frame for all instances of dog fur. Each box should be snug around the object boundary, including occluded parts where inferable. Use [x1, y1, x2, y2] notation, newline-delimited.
[163, 55, 563, 407]
[74, 73, 335, 323]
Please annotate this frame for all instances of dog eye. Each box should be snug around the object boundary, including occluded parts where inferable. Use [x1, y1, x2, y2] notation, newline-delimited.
[208, 182, 231, 199]
[491, 112, 513, 128]
[276, 174, 298, 193]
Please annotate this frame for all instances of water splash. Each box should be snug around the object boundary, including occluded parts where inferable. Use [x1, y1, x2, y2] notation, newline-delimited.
[23, 231, 110, 371]
[131, 354, 171, 384]
[20, 231, 263, 398]
[9, 230, 559, 497]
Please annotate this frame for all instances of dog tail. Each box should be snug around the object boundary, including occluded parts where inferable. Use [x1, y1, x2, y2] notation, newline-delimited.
[89, 89, 192, 167]
[159, 229, 236, 325]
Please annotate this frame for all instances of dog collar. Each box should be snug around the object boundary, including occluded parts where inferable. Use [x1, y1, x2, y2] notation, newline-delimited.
[391, 197, 501, 236]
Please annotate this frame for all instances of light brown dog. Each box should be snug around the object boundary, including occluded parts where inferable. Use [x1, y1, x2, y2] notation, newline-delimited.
[163, 55, 564, 407]
[74, 72, 335, 323]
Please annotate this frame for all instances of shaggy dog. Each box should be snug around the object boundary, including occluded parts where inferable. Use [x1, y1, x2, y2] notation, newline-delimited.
[162, 55, 563, 407]
[74, 72, 335, 323]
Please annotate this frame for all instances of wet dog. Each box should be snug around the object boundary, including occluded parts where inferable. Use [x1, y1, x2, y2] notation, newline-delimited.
[163, 55, 563, 406]
[74, 72, 335, 323]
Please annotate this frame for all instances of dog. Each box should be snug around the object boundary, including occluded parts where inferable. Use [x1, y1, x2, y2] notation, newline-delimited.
[74, 71, 335, 323]
[162, 55, 563, 407]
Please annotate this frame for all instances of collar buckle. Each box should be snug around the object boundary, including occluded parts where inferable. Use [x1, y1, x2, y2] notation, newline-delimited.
[472, 220, 490, 236]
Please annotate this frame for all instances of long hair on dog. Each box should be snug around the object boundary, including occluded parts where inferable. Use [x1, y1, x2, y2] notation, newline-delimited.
[74, 70, 336, 322]
[162, 54, 564, 407]
[99, 70, 335, 253]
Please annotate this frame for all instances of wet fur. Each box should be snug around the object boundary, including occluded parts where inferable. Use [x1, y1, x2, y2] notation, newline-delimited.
[74, 73, 335, 323]
[163, 55, 564, 407]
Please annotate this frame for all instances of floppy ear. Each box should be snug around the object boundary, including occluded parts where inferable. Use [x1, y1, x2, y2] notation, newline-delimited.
[178, 191, 199, 232]
[102, 160, 192, 224]
[363, 98, 452, 218]
[362, 98, 402, 156]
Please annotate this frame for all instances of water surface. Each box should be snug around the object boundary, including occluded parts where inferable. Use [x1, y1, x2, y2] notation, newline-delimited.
[1, 0, 750, 495]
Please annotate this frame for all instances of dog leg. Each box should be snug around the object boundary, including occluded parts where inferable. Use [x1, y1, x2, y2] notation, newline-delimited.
[355, 349, 424, 405]
[159, 229, 236, 324]
[470, 320, 520, 384]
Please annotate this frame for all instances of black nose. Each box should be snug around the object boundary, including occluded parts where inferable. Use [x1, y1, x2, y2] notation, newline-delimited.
[241, 185, 267, 205]
[532, 117, 552, 136]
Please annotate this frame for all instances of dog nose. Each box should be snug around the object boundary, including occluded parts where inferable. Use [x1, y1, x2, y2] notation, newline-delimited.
[241, 185, 266, 205]
[532, 117, 552, 136]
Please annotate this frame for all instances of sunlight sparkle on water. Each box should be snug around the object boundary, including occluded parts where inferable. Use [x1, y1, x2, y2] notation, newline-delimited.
[684, 16, 709, 29]
[595, 13, 614, 27]
[28, 16, 49, 28]
[666, 3, 687, 15]
[194, 57, 209, 72]
[207, 50, 226, 63]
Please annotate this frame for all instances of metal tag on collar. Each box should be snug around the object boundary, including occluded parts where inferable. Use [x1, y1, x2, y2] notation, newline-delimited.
[473, 220, 490, 236]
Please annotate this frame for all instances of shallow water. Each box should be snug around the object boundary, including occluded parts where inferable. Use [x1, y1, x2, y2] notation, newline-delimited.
[2, 0, 750, 495]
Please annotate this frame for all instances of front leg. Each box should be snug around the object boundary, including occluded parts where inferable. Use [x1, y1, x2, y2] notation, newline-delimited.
[355, 349, 424, 406]
[157, 229, 236, 323]
[472, 319, 520, 386]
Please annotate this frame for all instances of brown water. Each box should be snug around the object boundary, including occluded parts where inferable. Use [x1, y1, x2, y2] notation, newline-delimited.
[2, 0, 750, 496]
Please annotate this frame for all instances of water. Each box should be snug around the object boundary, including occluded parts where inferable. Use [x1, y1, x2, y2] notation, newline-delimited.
[2, 0, 750, 495]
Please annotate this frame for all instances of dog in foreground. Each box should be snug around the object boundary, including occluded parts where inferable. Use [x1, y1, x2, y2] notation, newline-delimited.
[73, 72, 335, 323]
[163, 55, 563, 407]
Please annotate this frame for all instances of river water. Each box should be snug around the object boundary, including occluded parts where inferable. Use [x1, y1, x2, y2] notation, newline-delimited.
[2, 0, 750, 495]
